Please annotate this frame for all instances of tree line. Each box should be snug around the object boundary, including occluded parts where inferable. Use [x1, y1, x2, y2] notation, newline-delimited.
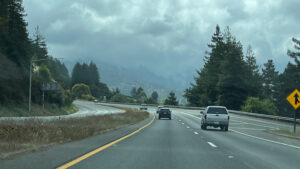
[184, 25, 300, 118]
[0, 0, 72, 107]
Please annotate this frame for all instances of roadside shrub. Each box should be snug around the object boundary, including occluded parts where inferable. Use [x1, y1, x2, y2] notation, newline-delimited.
[110, 93, 133, 103]
[72, 83, 91, 99]
[241, 97, 277, 115]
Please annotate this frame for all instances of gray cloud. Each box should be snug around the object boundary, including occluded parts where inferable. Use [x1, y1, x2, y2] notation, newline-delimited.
[23, 0, 300, 87]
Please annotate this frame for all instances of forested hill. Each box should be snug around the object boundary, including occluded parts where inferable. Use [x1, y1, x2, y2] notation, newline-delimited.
[0, 0, 72, 107]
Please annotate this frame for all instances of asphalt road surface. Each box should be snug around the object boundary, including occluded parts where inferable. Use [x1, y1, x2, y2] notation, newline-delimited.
[0, 100, 124, 121]
[1, 103, 300, 169]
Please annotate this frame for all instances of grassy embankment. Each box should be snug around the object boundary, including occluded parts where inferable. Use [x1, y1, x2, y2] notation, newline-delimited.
[0, 108, 149, 161]
[266, 128, 300, 140]
[0, 103, 78, 117]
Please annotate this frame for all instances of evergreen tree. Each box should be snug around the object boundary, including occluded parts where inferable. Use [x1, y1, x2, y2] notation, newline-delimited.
[262, 60, 278, 101]
[216, 29, 248, 109]
[164, 92, 178, 106]
[0, 0, 31, 67]
[245, 45, 262, 98]
[88, 61, 100, 84]
[131, 87, 137, 98]
[151, 91, 158, 102]
[33, 26, 47, 60]
[136, 87, 147, 102]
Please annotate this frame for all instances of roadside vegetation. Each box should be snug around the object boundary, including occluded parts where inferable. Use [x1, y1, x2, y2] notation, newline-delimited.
[266, 129, 300, 140]
[0, 108, 149, 161]
[0, 103, 78, 117]
[184, 25, 300, 118]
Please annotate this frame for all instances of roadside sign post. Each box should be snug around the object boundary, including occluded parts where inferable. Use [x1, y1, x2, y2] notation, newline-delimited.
[286, 89, 300, 133]
[41, 82, 62, 109]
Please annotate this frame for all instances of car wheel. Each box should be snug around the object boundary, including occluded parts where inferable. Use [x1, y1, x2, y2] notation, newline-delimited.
[202, 125, 207, 130]
[220, 126, 224, 130]
[169, 117, 172, 120]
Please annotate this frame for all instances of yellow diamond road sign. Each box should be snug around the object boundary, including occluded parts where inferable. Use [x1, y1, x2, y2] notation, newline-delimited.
[286, 89, 300, 109]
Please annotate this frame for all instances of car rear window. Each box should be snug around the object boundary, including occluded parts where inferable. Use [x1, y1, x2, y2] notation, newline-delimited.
[207, 107, 227, 114]
[161, 109, 170, 112]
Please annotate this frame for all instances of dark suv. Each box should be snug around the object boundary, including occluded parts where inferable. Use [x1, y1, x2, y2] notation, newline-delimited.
[158, 108, 171, 120]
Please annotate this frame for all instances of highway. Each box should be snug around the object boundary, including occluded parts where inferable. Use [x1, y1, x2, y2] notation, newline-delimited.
[0, 101, 124, 121]
[1, 103, 300, 169]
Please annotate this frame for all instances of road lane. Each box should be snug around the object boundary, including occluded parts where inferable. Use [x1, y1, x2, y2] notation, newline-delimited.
[1, 103, 300, 169]
[173, 111, 300, 169]
[68, 110, 250, 169]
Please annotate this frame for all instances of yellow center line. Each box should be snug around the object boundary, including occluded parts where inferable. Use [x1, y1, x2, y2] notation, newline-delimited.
[57, 114, 155, 169]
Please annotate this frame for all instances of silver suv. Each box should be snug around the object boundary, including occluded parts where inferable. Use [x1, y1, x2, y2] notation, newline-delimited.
[201, 106, 229, 131]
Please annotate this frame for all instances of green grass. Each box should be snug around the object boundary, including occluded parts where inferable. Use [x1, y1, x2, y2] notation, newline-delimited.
[266, 128, 300, 140]
[0, 108, 149, 161]
[0, 103, 78, 117]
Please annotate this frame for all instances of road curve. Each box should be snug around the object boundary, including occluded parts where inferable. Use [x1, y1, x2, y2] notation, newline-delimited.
[0, 100, 124, 121]
[63, 105, 300, 169]
[1, 103, 299, 169]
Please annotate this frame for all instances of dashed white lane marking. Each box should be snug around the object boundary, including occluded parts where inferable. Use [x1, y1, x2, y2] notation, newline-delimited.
[208, 142, 217, 148]
[228, 156, 234, 159]
[180, 112, 300, 150]
[194, 131, 199, 135]
[186, 126, 190, 128]
[179, 120, 182, 121]
[182, 123, 185, 124]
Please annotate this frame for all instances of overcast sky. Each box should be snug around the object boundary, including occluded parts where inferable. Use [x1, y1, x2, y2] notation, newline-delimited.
[23, 0, 300, 84]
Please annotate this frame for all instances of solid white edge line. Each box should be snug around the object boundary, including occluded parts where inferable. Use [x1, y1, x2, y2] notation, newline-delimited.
[230, 129, 300, 150]
[179, 112, 300, 150]
[208, 142, 217, 148]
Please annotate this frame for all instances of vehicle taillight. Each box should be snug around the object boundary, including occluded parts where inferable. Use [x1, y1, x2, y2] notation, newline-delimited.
[204, 115, 207, 119]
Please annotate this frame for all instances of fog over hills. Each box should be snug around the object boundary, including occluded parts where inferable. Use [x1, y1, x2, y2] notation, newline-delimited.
[65, 61, 188, 104]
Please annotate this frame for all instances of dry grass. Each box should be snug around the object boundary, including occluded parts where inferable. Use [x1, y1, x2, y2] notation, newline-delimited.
[0, 109, 149, 161]
[0, 103, 78, 117]
[266, 128, 300, 140]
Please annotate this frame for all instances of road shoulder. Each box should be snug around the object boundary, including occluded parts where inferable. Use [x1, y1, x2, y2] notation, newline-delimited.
[0, 112, 152, 169]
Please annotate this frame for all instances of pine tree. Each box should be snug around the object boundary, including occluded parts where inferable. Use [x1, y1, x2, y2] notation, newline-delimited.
[33, 26, 47, 60]
[216, 27, 248, 109]
[164, 92, 178, 106]
[88, 61, 100, 84]
[262, 60, 278, 101]
[245, 45, 262, 97]
[131, 87, 137, 98]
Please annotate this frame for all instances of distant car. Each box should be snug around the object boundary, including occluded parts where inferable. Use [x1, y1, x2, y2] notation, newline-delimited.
[140, 104, 148, 111]
[156, 106, 164, 113]
[201, 106, 229, 131]
[158, 108, 171, 120]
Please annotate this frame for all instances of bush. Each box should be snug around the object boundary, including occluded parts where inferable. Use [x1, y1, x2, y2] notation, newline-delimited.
[72, 83, 91, 99]
[110, 93, 133, 103]
[241, 97, 277, 115]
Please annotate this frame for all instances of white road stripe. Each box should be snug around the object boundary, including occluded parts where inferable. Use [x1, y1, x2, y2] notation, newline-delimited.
[182, 123, 185, 124]
[186, 126, 190, 128]
[229, 127, 266, 130]
[208, 142, 217, 148]
[194, 131, 199, 135]
[230, 129, 300, 150]
[180, 112, 300, 150]
[231, 119, 278, 129]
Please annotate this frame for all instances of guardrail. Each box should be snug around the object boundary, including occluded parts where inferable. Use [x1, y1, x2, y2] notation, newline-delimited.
[99, 101, 299, 124]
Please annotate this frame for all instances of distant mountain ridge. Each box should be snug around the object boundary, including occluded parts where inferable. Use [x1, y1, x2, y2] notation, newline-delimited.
[65, 60, 187, 104]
